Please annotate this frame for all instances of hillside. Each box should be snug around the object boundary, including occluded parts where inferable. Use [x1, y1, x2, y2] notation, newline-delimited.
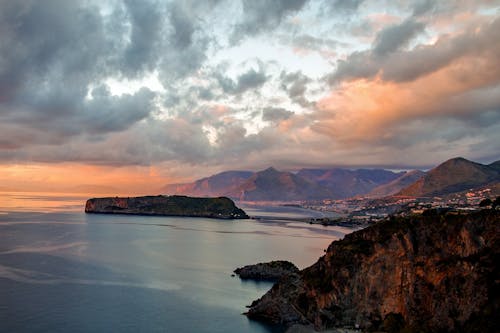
[488, 160, 500, 172]
[367, 170, 426, 197]
[246, 209, 500, 332]
[398, 157, 499, 197]
[85, 195, 248, 219]
[161, 167, 405, 201]
[161, 170, 253, 197]
[225, 167, 333, 201]
[297, 168, 402, 199]
[159, 158, 500, 201]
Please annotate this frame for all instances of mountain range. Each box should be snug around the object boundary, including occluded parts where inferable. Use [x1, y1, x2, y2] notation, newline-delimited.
[161, 157, 500, 201]
[397, 157, 500, 197]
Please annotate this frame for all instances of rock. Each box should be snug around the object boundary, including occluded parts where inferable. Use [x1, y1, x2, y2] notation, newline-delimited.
[246, 210, 500, 332]
[85, 195, 248, 219]
[285, 324, 359, 333]
[234, 260, 299, 281]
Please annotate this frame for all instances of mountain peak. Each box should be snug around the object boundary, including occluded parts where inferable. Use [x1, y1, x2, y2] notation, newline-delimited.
[398, 158, 499, 197]
[260, 167, 279, 174]
[441, 157, 473, 166]
[488, 160, 500, 171]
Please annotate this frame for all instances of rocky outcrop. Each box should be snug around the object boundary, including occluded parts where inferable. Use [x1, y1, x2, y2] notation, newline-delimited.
[246, 210, 499, 332]
[234, 261, 299, 281]
[85, 195, 248, 219]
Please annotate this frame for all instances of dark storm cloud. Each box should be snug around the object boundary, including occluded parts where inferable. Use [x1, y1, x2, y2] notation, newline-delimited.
[280, 71, 312, 107]
[122, 0, 166, 76]
[215, 63, 269, 94]
[82, 87, 156, 134]
[280, 71, 309, 97]
[0, 0, 217, 161]
[231, 0, 308, 43]
[262, 107, 294, 122]
[329, 0, 364, 12]
[236, 67, 268, 92]
[0, 0, 162, 148]
[329, 17, 500, 84]
[1, 0, 498, 172]
[157, 1, 217, 83]
[0, 0, 213, 169]
[0, 1, 114, 100]
[373, 19, 425, 56]
[412, 0, 435, 17]
[168, 2, 195, 49]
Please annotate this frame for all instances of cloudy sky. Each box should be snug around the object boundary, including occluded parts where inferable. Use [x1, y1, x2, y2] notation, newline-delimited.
[0, 0, 499, 192]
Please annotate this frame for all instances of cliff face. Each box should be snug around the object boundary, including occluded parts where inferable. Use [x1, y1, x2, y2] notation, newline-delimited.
[247, 210, 499, 332]
[85, 195, 248, 219]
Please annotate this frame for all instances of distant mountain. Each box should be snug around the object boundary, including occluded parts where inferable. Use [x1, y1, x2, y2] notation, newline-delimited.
[297, 168, 402, 199]
[367, 170, 426, 198]
[160, 158, 500, 201]
[225, 167, 333, 201]
[488, 160, 500, 172]
[398, 157, 500, 197]
[162, 170, 253, 197]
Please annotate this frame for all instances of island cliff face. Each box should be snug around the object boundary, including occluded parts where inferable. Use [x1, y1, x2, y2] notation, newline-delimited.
[247, 210, 499, 332]
[85, 195, 248, 219]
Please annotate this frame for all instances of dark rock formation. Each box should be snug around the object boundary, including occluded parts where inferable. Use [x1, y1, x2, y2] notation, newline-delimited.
[246, 210, 500, 332]
[85, 195, 248, 219]
[234, 261, 299, 281]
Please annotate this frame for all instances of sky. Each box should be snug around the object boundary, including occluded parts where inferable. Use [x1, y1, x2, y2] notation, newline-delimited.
[0, 0, 499, 193]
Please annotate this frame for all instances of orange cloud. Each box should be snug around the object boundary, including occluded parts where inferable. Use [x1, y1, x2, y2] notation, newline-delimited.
[315, 48, 500, 144]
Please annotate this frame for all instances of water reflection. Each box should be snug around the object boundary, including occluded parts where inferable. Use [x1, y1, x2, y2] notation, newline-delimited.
[0, 192, 352, 332]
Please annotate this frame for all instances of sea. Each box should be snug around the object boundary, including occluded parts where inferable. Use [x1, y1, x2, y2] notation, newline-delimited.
[0, 192, 352, 333]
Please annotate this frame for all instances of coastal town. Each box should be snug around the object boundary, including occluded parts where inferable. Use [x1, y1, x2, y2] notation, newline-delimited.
[300, 186, 500, 227]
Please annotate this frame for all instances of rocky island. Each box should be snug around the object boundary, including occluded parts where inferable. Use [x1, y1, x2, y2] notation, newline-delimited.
[85, 195, 248, 219]
[234, 261, 299, 281]
[246, 209, 499, 332]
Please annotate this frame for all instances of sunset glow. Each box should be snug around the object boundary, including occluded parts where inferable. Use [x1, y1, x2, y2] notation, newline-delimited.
[0, 0, 498, 193]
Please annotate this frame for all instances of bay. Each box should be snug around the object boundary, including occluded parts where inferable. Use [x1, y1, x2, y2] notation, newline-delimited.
[0, 192, 352, 332]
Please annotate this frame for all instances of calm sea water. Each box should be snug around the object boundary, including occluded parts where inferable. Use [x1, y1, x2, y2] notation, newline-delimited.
[0, 192, 351, 333]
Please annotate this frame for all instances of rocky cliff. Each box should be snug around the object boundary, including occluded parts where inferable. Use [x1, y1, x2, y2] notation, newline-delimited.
[247, 210, 499, 332]
[85, 195, 248, 219]
[234, 261, 299, 281]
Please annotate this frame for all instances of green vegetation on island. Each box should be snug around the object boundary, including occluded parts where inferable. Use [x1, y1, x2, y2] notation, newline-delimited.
[85, 195, 248, 219]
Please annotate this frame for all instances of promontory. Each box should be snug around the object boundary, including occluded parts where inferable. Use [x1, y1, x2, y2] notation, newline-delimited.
[85, 195, 248, 219]
[246, 209, 499, 332]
